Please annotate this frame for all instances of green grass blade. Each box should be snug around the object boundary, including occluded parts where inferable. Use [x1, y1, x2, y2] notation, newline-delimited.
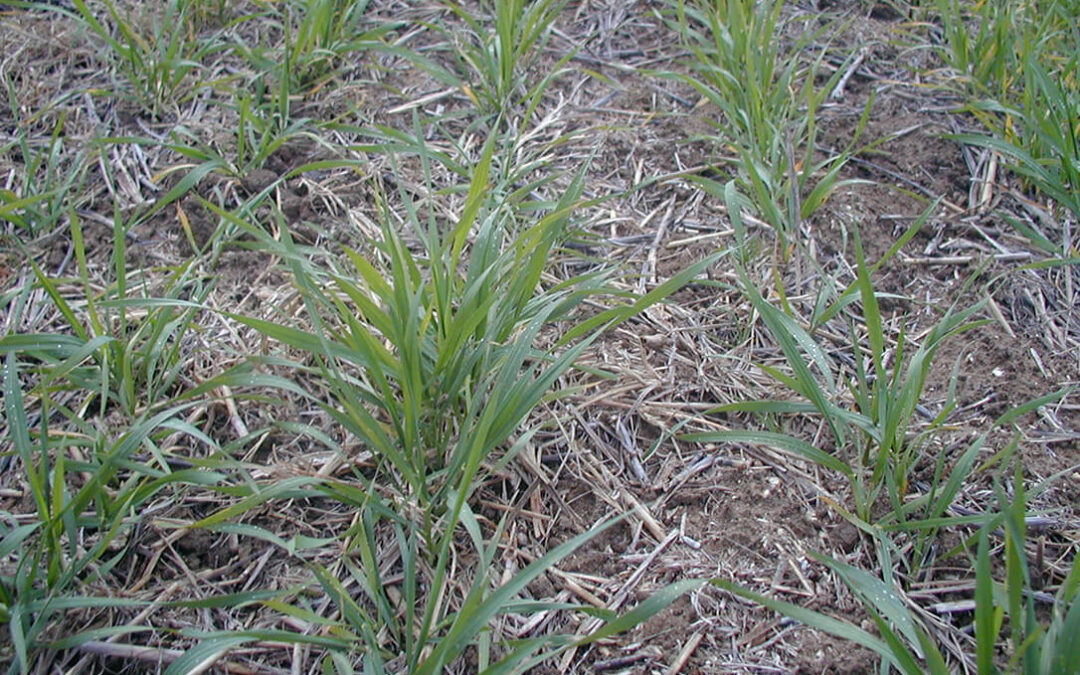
[681, 429, 852, 476]
[162, 636, 253, 675]
[975, 526, 1000, 674]
[414, 516, 625, 675]
[708, 578, 905, 668]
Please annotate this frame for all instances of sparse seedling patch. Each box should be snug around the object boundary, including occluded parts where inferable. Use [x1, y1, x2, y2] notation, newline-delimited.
[0, 0, 1076, 673]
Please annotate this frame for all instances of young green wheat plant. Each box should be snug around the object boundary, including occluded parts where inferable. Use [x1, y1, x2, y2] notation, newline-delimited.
[685, 185, 1069, 566]
[276, 0, 394, 92]
[386, 0, 573, 132]
[934, 0, 1080, 252]
[668, 0, 870, 251]
[69, 0, 221, 116]
[0, 112, 93, 240]
[677, 184, 1078, 673]
[706, 459, 1080, 674]
[187, 134, 721, 672]
[0, 215, 296, 672]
